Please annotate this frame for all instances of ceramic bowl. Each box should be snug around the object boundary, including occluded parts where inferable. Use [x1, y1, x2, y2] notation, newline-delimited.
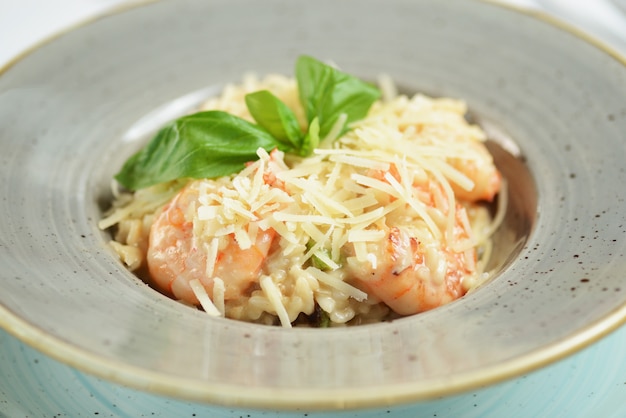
[1, 0, 625, 411]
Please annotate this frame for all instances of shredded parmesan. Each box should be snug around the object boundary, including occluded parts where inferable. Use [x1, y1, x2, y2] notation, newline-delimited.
[347, 229, 386, 243]
[260, 275, 292, 328]
[189, 279, 222, 317]
[101, 72, 505, 327]
[304, 267, 368, 302]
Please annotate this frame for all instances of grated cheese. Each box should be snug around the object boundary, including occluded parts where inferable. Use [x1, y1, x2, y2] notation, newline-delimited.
[186, 88, 502, 323]
[189, 279, 222, 317]
[347, 229, 386, 243]
[203, 238, 219, 278]
[260, 275, 292, 328]
[103, 73, 504, 326]
[304, 267, 368, 302]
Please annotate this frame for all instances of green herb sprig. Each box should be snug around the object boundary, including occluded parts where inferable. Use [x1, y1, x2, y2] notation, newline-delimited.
[115, 56, 380, 191]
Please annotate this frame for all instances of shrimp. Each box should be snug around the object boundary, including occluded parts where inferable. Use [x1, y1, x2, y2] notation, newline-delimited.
[146, 182, 276, 306]
[448, 140, 501, 203]
[347, 226, 472, 316]
[346, 163, 482, 315]
[147, 148, 289, 308]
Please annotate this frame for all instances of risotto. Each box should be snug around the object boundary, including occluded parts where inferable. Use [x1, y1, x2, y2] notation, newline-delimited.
[99, 56, 503, 327]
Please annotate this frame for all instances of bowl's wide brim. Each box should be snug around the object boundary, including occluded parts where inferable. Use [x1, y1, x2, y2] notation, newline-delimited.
[1, 0, 626, 410]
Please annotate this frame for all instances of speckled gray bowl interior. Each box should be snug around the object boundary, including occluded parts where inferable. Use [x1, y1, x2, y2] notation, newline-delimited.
[1, 0, 626, 410]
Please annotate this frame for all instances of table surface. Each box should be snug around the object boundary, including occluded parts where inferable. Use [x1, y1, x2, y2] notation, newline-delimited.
[1, 1, 626, 417]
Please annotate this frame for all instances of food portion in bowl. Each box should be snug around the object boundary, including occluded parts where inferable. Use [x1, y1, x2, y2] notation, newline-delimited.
[99, 56, 504, 327]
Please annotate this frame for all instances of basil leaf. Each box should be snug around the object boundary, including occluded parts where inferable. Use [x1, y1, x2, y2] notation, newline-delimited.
[245, 90, 303, 149]
[299, 117, 320, 157]
[319, 308, 331, 328]
[115, 56, 381, 190]
[306, 240, 337, 271]
[115, 111, 284, 190]
[295, 55, 380, 139]
[296, 56, 334, 127]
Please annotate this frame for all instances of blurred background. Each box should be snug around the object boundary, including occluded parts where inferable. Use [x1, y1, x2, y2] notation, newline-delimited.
[1, 0, 625, 66]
